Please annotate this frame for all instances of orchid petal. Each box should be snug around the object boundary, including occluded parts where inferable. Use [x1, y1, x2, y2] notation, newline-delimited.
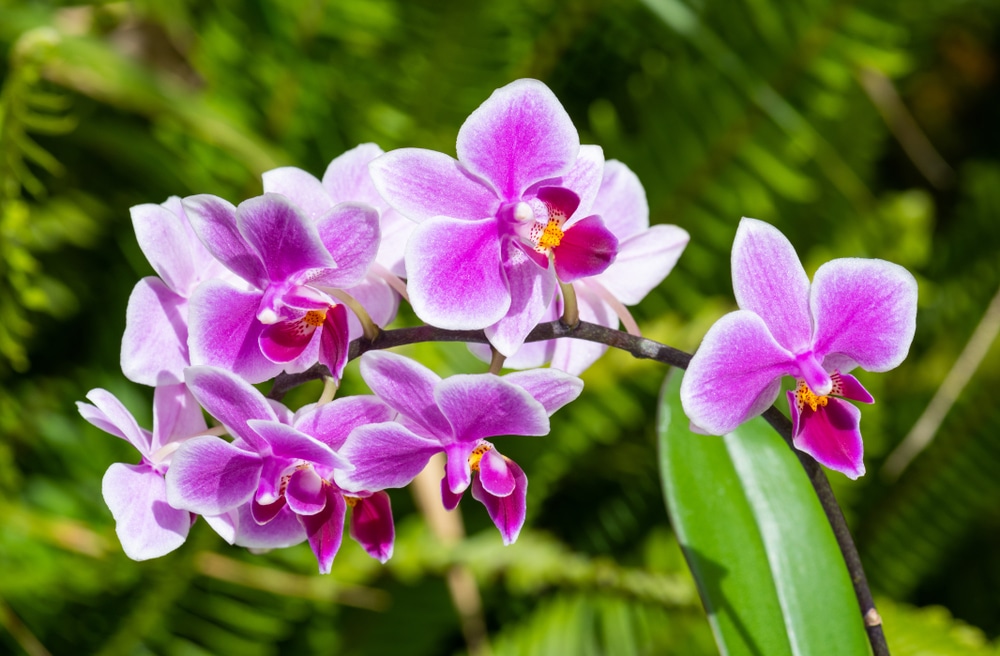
[246, 419, 351, 472]
[376, 208, 414, 276]
[835, 372, 874, 404]
[457, 79, 579, 200]
[731, 217, 813, 353]
[436, 374, 550, 443]
[184, 365, 277, 451]
[187, 280, 283, 384]
[557, 144, 604, 219]
[335, 423, 442, 492]
[441, 478, 464, 511]
[471, 457, 528, 545]
[80, 389, 150, 454]
[231, 501, 307, 549]
[259, 315, 320, 364]
[165, 436, 263, 515]
[237, 194, 335, 282]
[536, 186, 580, 220]
[343, 275, 398, 339]
[302, 487, 347, 574]
[184, 195, 268, 288]
[501, 368, 584, 415]
[319, 303, 351, 382]
[293, 396, 393, 451]
[595, 224, 689, 305]
[444, 442, 476, 494]
[680, 311, 796, 435]
[313, 202, 381, 288]
[553, 215, 618, 282]
[478, 447, 516, 497]
[286, 468, 328, 516]
[590, 160, 649, 240]
[358, 351, 450, 438]
[406, 216, 509, 330]
[323, 143, 388, 209]
[102, 463, 191, 560]
[810, 258, 918, 372]
[251, 497, 287, 525]
[484, 241, 555, 355]
[787, 392, 866, 480]
[261, 167, 333, 220]
[121, 277, 189, 386]
[130, 203, 198, 295]
[369, 148, 500, 222]
[349, 492, 395, 563]
[151, 383, 206, 453]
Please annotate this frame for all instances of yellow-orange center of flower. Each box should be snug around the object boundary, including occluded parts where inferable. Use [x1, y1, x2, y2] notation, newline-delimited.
[795, 380, 829, 412]
[344, 496, 359, 508]
[304, 310, 326, 327]
[529, 208, 567, 254]
[468, 443, 492, 472]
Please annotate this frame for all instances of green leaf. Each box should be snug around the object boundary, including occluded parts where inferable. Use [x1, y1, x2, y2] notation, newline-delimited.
[657, 369, 870, 655]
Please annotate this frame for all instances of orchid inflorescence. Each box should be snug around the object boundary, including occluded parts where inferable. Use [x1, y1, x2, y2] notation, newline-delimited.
[79, 78, 917, 574]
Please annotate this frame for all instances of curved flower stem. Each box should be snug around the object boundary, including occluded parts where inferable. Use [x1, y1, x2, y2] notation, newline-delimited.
[559, 281, 580, 328]
[326, 288, 381, 342]
[270, 319, 889, 656]
[488, 347, 506, 375]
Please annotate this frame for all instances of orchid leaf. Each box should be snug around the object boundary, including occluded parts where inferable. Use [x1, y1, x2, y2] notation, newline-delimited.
[658, 369, 869, 655]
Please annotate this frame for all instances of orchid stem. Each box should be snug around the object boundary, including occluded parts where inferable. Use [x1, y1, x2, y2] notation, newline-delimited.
[488, 347, 506, 375]
[559, 280, 580, 328]
[317, 376, 338, 406]
[328, 289, 381, 342]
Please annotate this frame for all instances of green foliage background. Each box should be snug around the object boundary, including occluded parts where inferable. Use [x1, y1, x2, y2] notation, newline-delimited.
[1, 0, 999, 653]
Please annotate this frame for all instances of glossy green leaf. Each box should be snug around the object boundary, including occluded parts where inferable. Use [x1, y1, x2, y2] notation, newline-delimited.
[657, 370, 870, 655]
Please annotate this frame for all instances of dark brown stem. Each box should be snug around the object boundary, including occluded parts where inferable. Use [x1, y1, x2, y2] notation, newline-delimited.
[266, 319, 888, 655]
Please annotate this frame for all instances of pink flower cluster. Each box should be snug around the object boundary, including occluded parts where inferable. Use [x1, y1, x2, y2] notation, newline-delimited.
[80, 79, 687, 572]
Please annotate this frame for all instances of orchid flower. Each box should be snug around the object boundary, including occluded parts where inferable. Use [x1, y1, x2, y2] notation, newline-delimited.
[183, 192, 379, 384]
[77, 384, 205, 560]
[680, 218, 918, 478]
[473, 160, 689, 373]
[121, 197, 230, 386]
[164, 365, 395, 572]
[369, 78, 618, 355]
[335, 351, 583, 544]
[261, 143, 411, 334]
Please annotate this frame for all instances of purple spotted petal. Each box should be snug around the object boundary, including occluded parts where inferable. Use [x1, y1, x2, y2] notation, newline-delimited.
[500, 368, 584, 415]
[358, 351, 449, 438]
[836, 372, 874, 404]
[293, 396, 394, 451]
[731, 217, 813, 353]
[184, 365, 277, 451]
[121, 277, 190, 386]
[165, 436, 263, 515]
[302, 487, 347, 574]
[478, 447, 515, 497]
[810, 258, 918, 373]
[553, 215, 618, 282]
[103, 463, 191, 560]
[335, 423, 443, 492]
[151, 383, 206, 453]
[485, 242, 556, 356]
[349, 492, 395, 563]
[184, 195, 268, 288]
[313, 202, 381, 289]
[536, 186, 580, 220]
[236, 194, 334, 282]
[557, 144, 604, 219]
[471, 457, 528, 545]
[595, 224, 689, 305]
[590, 160, 649, 240]
[435, 374, 550, 443]
[369, 148, 500, 222]
[680, 311, 797, 435]
[787, 392, 866, 480]
[323, 143, 388, 209]
[406, 216, 509, 330]
[259, 315, 321, 364]
[286, 468, 328, 516]
[319, 303, 350, 382]
[79, 389, 150, 454]
[187, 279, 283, 384]
[456, 79, 579, 201]
[261, 167, 333, 220]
